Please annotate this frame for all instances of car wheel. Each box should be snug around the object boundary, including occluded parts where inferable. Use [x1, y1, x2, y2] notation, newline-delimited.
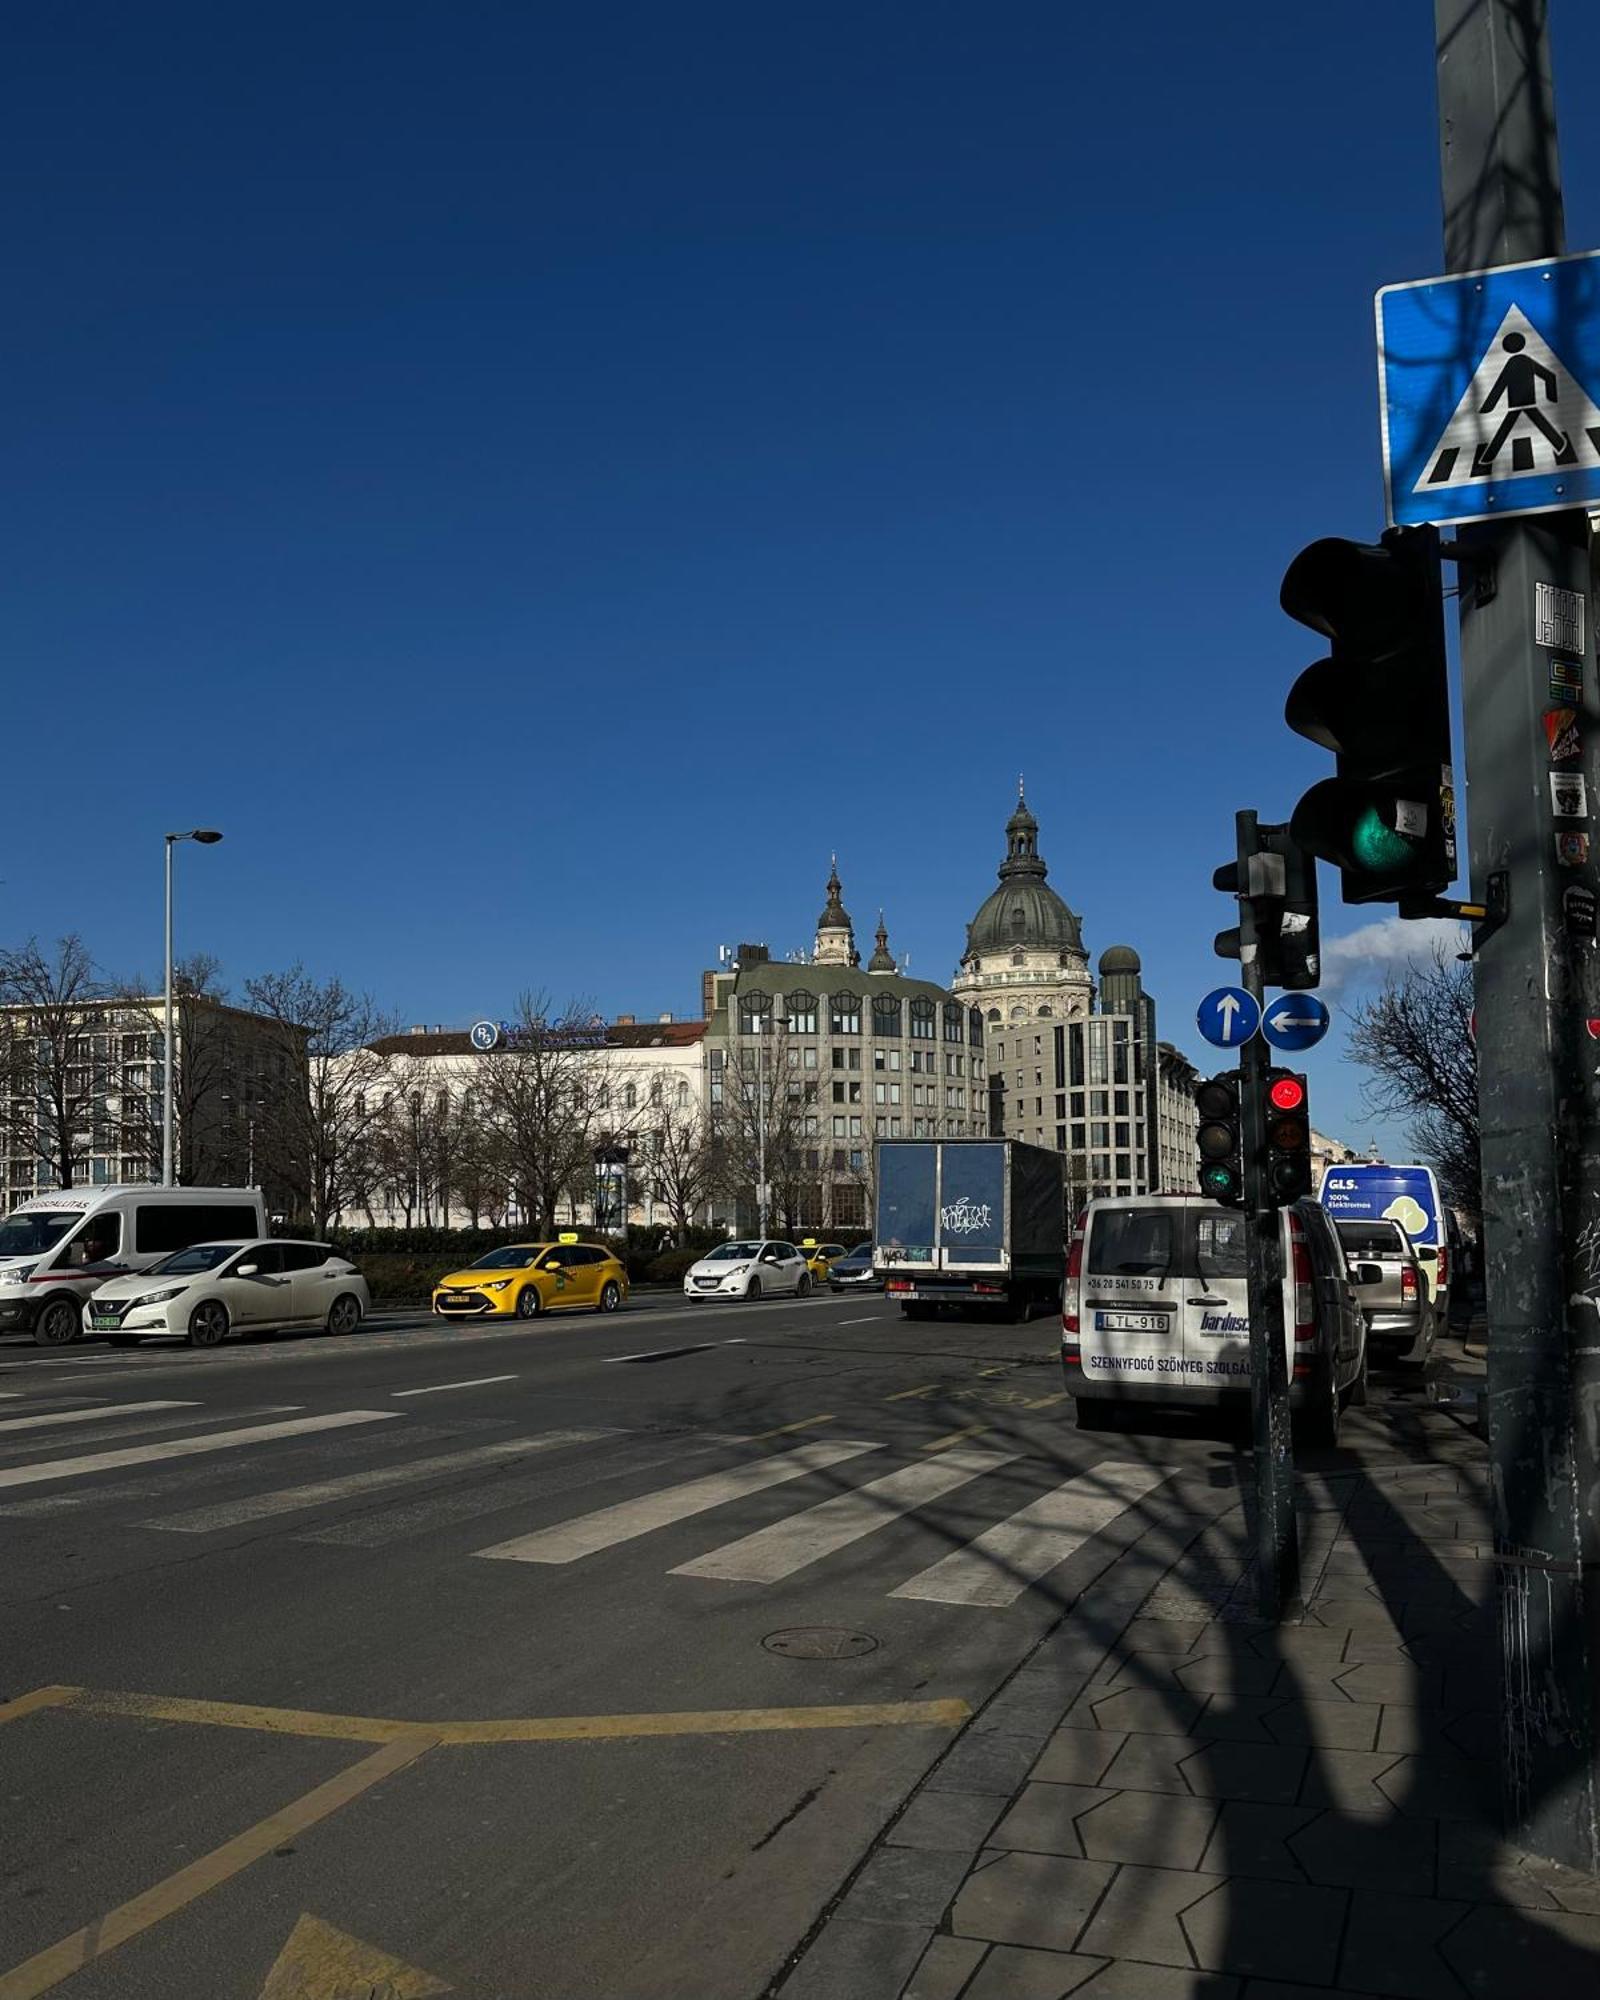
[746, 1276, 762, 1301]
[1344, 1346, 1370, 1408]
[797, 1273, 812, 1297]
[187, 1301, 230, 1349]
[32, 1297, 80, 1347]
[326, 1294, 362, 1337]
[515, 1286, 541, 1318]
[596, 1280, 622, 1314]
[1297, 1365, 1342, 1449]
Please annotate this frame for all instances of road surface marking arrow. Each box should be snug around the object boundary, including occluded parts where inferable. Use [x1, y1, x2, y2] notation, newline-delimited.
[258, 1915, 451, 2000]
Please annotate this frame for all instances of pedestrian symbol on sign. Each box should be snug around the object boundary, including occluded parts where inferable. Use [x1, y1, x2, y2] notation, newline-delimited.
[1420, 306, 1600, 491]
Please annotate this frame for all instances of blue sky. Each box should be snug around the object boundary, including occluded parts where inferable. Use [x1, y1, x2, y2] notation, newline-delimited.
[7, 3, 1600, 1151]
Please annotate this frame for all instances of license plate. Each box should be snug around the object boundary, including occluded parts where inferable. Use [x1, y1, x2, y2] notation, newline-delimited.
[1094, 1310, 1170, 1333]
[91, 1316, 120, 1330]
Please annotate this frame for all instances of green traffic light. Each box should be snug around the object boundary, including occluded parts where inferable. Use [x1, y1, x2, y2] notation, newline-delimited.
[1350, 804, 1417, 877]
[1200, 1164, 1238, 1199]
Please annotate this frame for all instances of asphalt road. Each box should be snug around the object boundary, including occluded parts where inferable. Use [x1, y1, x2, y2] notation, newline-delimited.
[0, 1292, 1444, 2000]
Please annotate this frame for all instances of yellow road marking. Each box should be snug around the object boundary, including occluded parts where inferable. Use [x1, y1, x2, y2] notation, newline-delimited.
[0, 1736, 433, 2000]
[49, 1685, 971, 1746]
[885, 1383, 939, 1401]
[976, 1366, 1008, 1378]
[259, 1914, 450, 1999]
[743, 1413, 836, 1440]
[1023, 1391, 1069, 1409]
[0, 1686, 75, 1728]
[920, 1424, 991, 1452]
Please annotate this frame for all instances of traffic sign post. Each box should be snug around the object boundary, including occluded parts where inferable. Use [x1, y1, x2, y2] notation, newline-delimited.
[1261, 995, 1331, 1053]
[1196, 985, 1261, 1051]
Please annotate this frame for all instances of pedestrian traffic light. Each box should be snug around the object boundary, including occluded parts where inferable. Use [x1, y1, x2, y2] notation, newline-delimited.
[1262, 1069, 1312, 1205]
[1214, 821, 1321, 991]
[1195, 1072, 1244, 1207]
[1282, 525, 1455, 907]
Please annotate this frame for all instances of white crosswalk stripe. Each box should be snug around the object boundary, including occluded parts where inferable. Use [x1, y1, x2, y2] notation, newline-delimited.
[474, 1439, 880, 1566]
[889, 1459, 1170, 1607]
[0, 1399, 198, 1434]
[670, 1448, 1018, 1584]
[0, 1409, 400, 1490]
[147, 1429, 623, 1533]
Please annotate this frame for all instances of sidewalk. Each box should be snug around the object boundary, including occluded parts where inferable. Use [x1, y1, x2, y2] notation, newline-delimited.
[773, 1382, 1600, 2000]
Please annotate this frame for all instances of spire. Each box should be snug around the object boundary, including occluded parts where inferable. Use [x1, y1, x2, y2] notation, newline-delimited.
[868, 910, 896, 974]
[813, 856, 858, 966]
[1000, 785, 1044, 879]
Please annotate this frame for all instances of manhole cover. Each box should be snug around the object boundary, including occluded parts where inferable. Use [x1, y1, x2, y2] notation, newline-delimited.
[762, 1626, 879, 1659]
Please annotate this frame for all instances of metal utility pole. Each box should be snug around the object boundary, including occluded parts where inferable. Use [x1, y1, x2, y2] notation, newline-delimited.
[1436, 0, 1600, 1871]
[1234, 809, 1301, 1621]
[756, 1014, 768, 1238]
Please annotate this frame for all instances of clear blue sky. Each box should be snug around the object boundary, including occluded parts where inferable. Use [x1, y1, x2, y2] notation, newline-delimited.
[8, 3, 1600, 1151]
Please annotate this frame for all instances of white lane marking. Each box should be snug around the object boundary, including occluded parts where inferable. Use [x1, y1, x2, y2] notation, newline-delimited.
[889, 1460, 1170, 1608]
[147, 1429, 620, 1532]
[0, 1410, 402, 1491]
[0, 1399, 199, 1435]
[671, 1448, 1019, 1584]
[475, 1440, 881, 1565]
[389, 1375, 517, 1398]
[0, 1393, 22, 1400]
[838, 1316, 884, 1325]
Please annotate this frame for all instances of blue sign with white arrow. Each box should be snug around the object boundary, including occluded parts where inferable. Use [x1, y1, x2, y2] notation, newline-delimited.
[1261, 993, 1331, 1053]
[1196, 986, 1261, 1051]
[1378, 248, 1600, 527]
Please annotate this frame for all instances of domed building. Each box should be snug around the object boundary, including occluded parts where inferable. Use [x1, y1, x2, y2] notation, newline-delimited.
[955, 788, 1197, 1202]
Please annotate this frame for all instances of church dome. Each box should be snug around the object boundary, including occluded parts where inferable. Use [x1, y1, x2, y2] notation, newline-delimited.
[816, 857, 851, 933]
[964, 787, 1084, 958]
[1098, 945, 1141, 975]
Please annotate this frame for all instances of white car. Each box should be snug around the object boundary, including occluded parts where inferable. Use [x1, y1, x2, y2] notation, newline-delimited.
[83, 1239, 370, 1349]
[683, 1239, 813, 1302]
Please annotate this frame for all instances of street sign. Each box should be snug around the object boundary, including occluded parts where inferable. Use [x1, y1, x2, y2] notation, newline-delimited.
[1261, 993, 1331, 1053]
[1196, 985, 1261, 1050]
[1378, 249, 1600, 527]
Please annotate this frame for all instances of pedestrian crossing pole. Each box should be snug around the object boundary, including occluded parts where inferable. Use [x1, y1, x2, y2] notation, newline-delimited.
[1234, 810, 1301, 1622]
[1435, 0, 1600, 1872]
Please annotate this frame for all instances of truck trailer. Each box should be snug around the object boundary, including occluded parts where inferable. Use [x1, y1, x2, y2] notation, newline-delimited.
[873, 1137, 1067, 1321]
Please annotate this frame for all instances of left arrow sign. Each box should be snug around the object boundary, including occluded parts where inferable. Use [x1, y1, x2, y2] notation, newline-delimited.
[259, 1915, 451, 2000]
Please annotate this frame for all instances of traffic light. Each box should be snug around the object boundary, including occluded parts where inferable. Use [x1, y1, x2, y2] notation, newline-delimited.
[1263, 1070, 1312, 1205]
[1214, 821, 1321, 991]
[1282, 525, 1456, 907]
[1195, 1072, 1244, 1206]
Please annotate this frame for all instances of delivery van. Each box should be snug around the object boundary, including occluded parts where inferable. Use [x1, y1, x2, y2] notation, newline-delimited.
[0, 1186, 268, 1346]
[1061, 1193, 1371, 1447]
[1319, 1163, 1451, 1323]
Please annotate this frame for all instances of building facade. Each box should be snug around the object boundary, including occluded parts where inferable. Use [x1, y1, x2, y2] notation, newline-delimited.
[704, 865, 987, 1235]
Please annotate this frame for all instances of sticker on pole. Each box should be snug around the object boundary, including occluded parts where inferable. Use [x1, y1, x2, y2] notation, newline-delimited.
[1261, 994, 1331, 1053]
[1378, 249, 1600, 527]
[1196, 986, 1260, 1050]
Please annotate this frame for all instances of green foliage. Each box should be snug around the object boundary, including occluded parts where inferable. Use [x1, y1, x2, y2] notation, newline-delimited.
[322, 1222, 735, 1301]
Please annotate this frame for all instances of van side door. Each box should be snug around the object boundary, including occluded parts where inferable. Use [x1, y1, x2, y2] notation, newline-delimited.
[1187, 1209, 1253, 1393]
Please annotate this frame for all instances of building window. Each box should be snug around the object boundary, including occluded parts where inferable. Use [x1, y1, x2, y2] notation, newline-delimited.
[830, 990, 862, 1035]
[786, 989, 818, 1035]
[848, 1047, 861, 1069]
[969, 1007, 984, 1047]
[890, 1118, 902, 1136]
[871, 994, 901, 1039]
[849, 1082, 862, 1104]
[889, 1082, 901, 1105]
[832, 1116, 845, 1137]
[849, 1116, 862, 1137]
[832, 1081, 845, 1104]
[624, 1084, 637, 1110]
[910, 999, 936, 1041]
[875, 1081, 887, 1105]
[943, 1002, 964, 1043]
[832, 1048, 846, 1069]
[803, 1047, 818, 1069]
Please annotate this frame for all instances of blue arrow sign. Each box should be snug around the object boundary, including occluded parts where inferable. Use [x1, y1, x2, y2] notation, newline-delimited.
[1261, 994, 1331, 1053]
[1197, 986, 1261, 1050]
[1378, 249, 1600, 527]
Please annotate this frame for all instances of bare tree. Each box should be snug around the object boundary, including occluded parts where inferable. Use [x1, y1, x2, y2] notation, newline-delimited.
[114, 954, 236, 1185]
[242, 967, 393, 1230]
[472, 995, 612, 1234]
[640, 1087, 719, 1243]
[448, 1086, 511, 1228]
[713, 1021, 816, 1233]
[0, 936, 108, 1188]
[1347, 941, 1479, 1218]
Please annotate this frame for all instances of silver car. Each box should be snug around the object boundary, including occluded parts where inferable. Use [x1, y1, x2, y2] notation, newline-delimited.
[1334, 1219, 1434, 1370]
[83, 1239, 370, 1349]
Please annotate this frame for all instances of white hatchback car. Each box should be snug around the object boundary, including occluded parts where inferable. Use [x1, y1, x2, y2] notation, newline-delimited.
[84, 1239, 370, 1348]
[683, 1239, 813, 1302]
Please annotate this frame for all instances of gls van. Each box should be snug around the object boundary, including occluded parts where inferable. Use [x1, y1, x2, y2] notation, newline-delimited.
[1060, 1194, 1371, 1447]
[0, 1186, 268, 1346]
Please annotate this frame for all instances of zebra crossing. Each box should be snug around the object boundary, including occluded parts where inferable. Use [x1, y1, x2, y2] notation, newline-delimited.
[0, 1391, 1176, 1611]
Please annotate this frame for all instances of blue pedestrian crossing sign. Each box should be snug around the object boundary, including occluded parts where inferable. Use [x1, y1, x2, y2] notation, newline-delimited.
[1197, 986, 1261, 1050]
[1378, 249, 1600, 527]
[1261, 993, 1331, 1054]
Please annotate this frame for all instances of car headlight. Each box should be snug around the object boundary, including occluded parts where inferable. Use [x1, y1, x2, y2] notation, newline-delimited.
[137, 1287, 187, 1307]
[479, 1278, 513, 1292]
[0, 1265, 36, 1286]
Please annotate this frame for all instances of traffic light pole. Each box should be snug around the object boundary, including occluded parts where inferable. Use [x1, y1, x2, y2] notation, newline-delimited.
[1436, 0, 1600, 1872]
[1235, 809, 1301, 1622]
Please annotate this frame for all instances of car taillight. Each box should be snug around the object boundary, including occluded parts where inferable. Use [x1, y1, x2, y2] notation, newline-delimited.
[1401, 1264, 1418, 1304]
[1434, 1245, 1448, 1288]
[1063, 1221, 1085, 1342]
[1290, 1216, 1316, 1379]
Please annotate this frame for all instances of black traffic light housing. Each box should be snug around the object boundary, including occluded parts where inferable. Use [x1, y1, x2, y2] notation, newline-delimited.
[1214, 821, 1321, 991]
[1282, 526, 1456, 907]
[1263, 1069, 1312, 1206]
[1195, 1072, 1244, 1207]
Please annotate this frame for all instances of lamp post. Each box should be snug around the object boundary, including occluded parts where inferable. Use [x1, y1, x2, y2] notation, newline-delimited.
[745, 989, 772, 1237]
[163, 829, 223, 1187]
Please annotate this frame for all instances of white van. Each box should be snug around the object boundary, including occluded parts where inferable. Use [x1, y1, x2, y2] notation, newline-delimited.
[1060, 1193, 1371, 1447]
[0, 1186, 268, 1347]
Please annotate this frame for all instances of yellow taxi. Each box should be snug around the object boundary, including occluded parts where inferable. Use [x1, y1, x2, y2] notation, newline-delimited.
[800, 1240, 849, 1281]
[432, 1242, 628, 1320]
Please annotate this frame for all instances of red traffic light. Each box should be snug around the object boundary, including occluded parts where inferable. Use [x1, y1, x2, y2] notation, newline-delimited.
[1269, 1075, 1306, 1112]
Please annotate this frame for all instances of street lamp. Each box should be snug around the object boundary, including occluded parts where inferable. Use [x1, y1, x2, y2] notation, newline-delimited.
[163, 829, 223, 1187]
